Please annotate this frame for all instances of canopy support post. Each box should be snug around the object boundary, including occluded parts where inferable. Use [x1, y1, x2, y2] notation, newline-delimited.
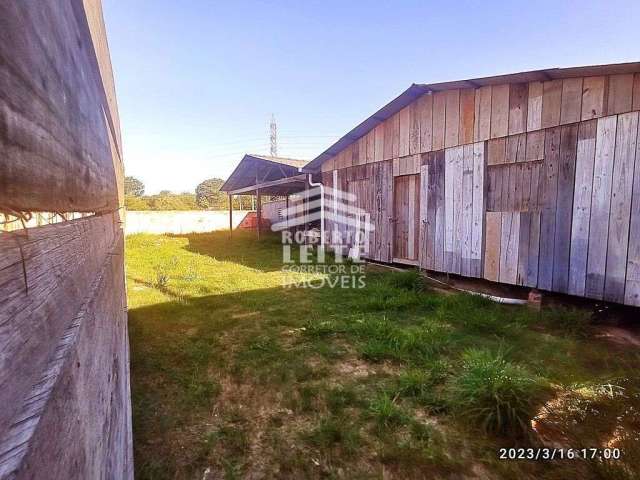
[228, 194, 233, 238]
[256, 189, 262, 240]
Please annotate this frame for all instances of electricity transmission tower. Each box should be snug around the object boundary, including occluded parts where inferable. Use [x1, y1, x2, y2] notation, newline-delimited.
[270, 114, 278, 157]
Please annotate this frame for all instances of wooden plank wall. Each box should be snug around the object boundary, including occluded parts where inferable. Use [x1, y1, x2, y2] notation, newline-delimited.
[322, 68, 640, 307]
[0, 1, 132, 478]
[0, 221, 131, 478]
[322, 72, 640, 174]
[0, 0, 122, 213]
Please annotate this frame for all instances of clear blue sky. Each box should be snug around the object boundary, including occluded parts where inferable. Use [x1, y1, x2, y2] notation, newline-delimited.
[103, 0, 640, 194]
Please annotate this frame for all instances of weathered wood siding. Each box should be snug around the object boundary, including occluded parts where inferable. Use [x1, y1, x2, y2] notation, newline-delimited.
[0, 1, 132, 478]
[322, 67, 640, 307]
[0, 0, 122, 213]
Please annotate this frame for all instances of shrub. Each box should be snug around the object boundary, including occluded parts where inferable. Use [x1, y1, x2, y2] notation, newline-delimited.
[446, 348, 545, 436]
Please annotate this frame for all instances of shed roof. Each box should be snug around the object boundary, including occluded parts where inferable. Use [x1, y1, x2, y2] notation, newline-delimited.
[302, 61, 640, 172]
[221, 154, 309, 195]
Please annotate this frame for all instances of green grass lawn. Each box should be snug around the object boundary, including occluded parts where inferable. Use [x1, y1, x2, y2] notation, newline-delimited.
[127, 231, 640, 479]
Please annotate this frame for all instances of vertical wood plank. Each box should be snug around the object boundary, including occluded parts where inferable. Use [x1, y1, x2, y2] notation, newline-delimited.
[471, 142, 485, 277]
[484, 212, 502, 282]
[507, 133, 527, 162]
[553, 123, 579, 293]
[529, 161, 542, 211]
[502, 162, 513, 211]
[560, 77, 583, 125]
[445, 89, 460, 148]
[408, 175, 416, 259]
[393, 176, 406, 259]
[459, 88, 476, 145]
[434, 151, 446, 270]
[508, 83, 528, 135]
[586, 115, 618, 298]
[526, 130, 546, 161]
[412, 174, 421, 259]
[474, 86, 492, 142]
[461, 145, 474, 275]
[346, 145, 355, 168]
[399, 106, 411, 157]
[392, 113, 400, 158]
[383, 117, 393, 160]
[581, 76, 607, 121]
[494, 166, 504, 211]
[490, 84, 509, 138]
[633, 73, 640, 111]
[500, 212, 520, 284]
[419, 164, 430, 268]
[432, 91, 446, 151]
[358, 137, 367, 165]
[538, 127, 561, 290]
[518, 212, 531, 285]
[486, 167, 496, 212]
[541, 79, 562, 129]
[487, 138, 507, 165]
[525, 212, 541, 286]
[453, 146, 464, 274]
[569, 119, 597, 296]
[384, 160, 394, 262]
[444, 147, 455, 271]
[374, 123, 384, 162]
[607, 74, 634, 115]
[409, 102, 420, 155]
[352, 141, 360, 166]
[604, 112, 638, 302]
[625, 121, 640, 305]
[509, 134, 527, 210]
[371, 164, 380, 259]
[424, 155, 437, 269]
[366, 130, 375, 163]
[527, 81, 543, 131]
[419, 94, 433, 153]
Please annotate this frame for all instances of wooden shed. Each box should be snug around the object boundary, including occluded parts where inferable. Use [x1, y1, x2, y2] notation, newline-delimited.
[221, 154, 309, 237]
[303, 62, 640, 307]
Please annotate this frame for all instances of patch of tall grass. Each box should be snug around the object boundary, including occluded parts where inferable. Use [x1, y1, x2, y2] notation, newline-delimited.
[446, 348, 546, 436]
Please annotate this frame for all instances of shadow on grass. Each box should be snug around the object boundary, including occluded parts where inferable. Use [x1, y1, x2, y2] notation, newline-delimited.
[127, 231, 640, 480]
[179, 230, 288, 272]
[128, 282, 321, 480]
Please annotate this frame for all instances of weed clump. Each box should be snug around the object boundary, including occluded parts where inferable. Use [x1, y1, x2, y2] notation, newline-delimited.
[446, 348, 546, 436]
[368, 393, 410, 431]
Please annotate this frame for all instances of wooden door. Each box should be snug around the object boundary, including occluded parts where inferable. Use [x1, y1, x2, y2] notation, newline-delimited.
[393, 174, 420, 262]
[348, 178, 373, 258]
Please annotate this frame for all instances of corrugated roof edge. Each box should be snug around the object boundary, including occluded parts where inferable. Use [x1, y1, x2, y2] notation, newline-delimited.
[302, 61, 640, 172]
[221, 153, 307, 192]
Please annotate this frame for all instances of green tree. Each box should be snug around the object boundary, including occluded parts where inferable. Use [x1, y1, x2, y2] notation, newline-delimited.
[124, 176, 145, 197]
[149, 192, 199, 210]
[195, 178, 226, 209]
